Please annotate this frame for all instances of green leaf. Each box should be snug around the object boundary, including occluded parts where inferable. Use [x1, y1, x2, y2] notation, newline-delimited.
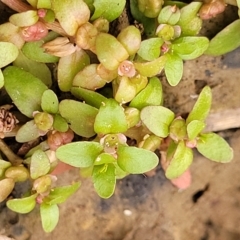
[6, 194, 37, 214]
[3, 66, 48, 118]
[16, 120, 41, 143]
[91, 0, 126, 21]
[205, 19, 240, 56]
[0, 42, 19, 68]
[59, 100, 98, 137]
[22, 31, 59, 63]
[30, 150, 50, 179]
[187, 120, 205, 140]
[141, 106, 175, 138]
[0, 160, 11, 177]
[40, 203, 59, 233]
[41, 90, 59, 114]
[197, 133, 233, 163]
[0, 178, 15, 203]
[58, 49, 90, 92]
[95, 33, 129, 70]
[130, 77, 163, 110]
[186, 86, 212, 124]
[94, 153, 115, 165]
[56, 142, 103, 167]
[172, 37, 209, 60]
[71, 86, 107, 108]
[52, 0, 90, 36]
[94, 99, 128, 134]
[117, 145, 159, 174]
[9, 10, 38, 27]
[45, 182, 81, 205]
[53, 114, 69, 132]
[165, 141, 193, 179]
[37, 0, 51, 8]
[13, 50, 52, 87]
[92, 163, 116, 198]
[137, 38, 163, 61]
[0, 70, 4, 89]
[164, 53, 183, 86]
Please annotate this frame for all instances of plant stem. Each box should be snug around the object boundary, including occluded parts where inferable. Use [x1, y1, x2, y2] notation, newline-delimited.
[0, 138, 23, 166]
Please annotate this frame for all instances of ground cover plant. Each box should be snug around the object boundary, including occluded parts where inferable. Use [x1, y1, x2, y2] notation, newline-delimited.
[0, 0, 238, 232]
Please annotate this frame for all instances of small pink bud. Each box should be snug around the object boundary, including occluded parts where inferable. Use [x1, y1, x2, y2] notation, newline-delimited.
[118, 60, 136, 78]
[37, 9, 47, 18]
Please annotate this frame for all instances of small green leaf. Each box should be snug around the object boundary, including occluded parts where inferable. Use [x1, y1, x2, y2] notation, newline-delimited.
[187, 120, 205, 140]
[56, 142, 103, 167]
[40, 203, 59, 233]
[45, 182, 81, 205]
[141, 106, 175, 138]
[94, 99, 128, 134]
[186, 86, 212, 124]
[205, 19, 240, 56]
[16, 120, 41, 143]
[0, 42, 19, 68]
[58, 49, 90, 92]
[52, 0, 90, 36]
[117, 145, 159, 174]
[71, 86, 107, 108]
[30, 150, 50, 179]
[137, 38, 163, 61]
[13, 50, 52, 87]
[0, 178, 15, 202]
[130, 77, 163, 110]
[164, 53, 183, 86]
[0, 160, 11, 177]
[165, 141, 193, 179]
[91, 0, 126, 22]
[41, 90, 59, 114]
[172, 37, 209, 60]
[3, 66, 48, 118]
[94, 153, 115, 165]
[197, 133, 233, 163]
[6, 194, 37, 214]
[0, 70, 4, 89]
[92, 163, 116, 198]
[9, 10, 38, 27]
[37, 0, 51, 8]
[53, 114, 69, 132]
[59, 100, 98, 137]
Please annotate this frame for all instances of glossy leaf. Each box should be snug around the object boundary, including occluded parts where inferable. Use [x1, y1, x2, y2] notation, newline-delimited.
[6, 194, 37, 214]
[59, 100, 98, 137]
[91, 0, 126, 21]
[16, 120, 41, 143]
[137, 38, 163, 61]
[172, 37, 209, 60]
[94, 153, 116, 165]
[51, 0, 90, 36]
[187, 120, 205, 140]
[165, 141, 193, 179]
[117, 145, 159, 174]
[9, 10, 38, 27]
[164, 53, 183, 86]
[141, 106, 175, 138]
[0, 42, 19, 68]
[56, 142, 103, 167]
[94, 99, 128, 134]
[30, 150, 50, 179]
[41, 90, 59, 114]
[71, 86, 107, 108]
[130, 77, 163, 109]
[13, 51, 52, 87]
[92, 163, 116, 198]
[186, 86, 212, 124]
[58, 49, 90, 91]
[197, 133, 233, 163]
[205, 19, 240, 56]
[45, 182, 81, 205]
[0, 178, 15, 202]
[3, 66, 48, 118]
[40, 203, 59, 233]
[95, 33, 129, 70]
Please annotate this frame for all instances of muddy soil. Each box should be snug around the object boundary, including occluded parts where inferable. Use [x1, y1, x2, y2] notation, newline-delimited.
[0, 2, 240, 240]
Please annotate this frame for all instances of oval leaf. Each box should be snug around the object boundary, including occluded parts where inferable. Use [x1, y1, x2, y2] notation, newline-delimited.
[6, 194, 37, 214]
[56, 142, 103, 167]
[53, 114, 69, 132]
[40, 203, 59, 233]
[0, 42, 19, 68]
[197, 133, 233, 163]
[59, 100, 98, 137]
[141, 106, 175, 138]
[165, 141, 193, 179]
[41, 89, 59, 114]
[94, 153, 115, 165]
[0, 178, 15, 202]
[92, 163, 116, 198]
[187, 120, 205, 140]
[9, 10, 38, 27]
[3, 66, 48, 118]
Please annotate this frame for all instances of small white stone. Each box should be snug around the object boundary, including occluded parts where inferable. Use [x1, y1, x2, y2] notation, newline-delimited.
[123, 209, 132, 216]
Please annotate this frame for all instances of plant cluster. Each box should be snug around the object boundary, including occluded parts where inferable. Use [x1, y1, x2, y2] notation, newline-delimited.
[0, 0, 237, 232]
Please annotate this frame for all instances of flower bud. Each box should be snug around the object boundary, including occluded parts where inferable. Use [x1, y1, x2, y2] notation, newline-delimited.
[124, 107, 140, 128]
[34, 112, 54, 132]
[118, 60, 136, 78]
[137, 0, 164, 18]
[169, 118, 187, 142]
[139, 134, 162, 151]
[92, 18, 109, 33]
[33, 175, 55, 194]
[156, 24, 175, 41]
